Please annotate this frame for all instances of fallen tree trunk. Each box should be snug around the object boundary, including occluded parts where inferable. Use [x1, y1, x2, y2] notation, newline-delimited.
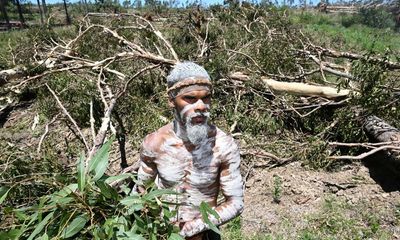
[311, 46, 400, 70]
[262, 79, 400, 160]
[262, 78, 351, 100]
[363, 115, 400, 158]
[326, 5, 359, 13]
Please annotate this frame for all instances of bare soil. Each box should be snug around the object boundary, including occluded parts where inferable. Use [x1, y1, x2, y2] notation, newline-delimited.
[241, 156, 400, 238]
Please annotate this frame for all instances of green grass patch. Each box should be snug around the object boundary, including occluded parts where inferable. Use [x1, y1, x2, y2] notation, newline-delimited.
[0, 30, 29, 69]
[0, 25, 76, 69]
[303, 23, 400, 54]
[222, 217, 272, 240]
[299, 198, 393, 240]
[289, 10, 400, 55]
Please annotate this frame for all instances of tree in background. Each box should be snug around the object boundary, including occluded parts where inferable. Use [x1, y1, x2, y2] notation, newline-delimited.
[224, 0, 240, 8]
[82, 0, 88, 14]
[63, 0, 70, 24]
[14, 0, 25, 25]
[41, 0, 47, 19]
[133, 0, 142, 8]
[123, 0, 131, 8]
[36, 0, 44, 24]
[0, 0, 10, 29]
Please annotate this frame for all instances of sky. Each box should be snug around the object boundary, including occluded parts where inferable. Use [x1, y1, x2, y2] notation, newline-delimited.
[26, 0, 322, 7]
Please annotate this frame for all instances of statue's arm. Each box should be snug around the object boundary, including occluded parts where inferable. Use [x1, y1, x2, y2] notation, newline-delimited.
[137, 137, 158, 187]
[181, 136, 244, 237]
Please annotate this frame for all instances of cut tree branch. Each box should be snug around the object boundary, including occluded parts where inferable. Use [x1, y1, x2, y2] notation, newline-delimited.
[263, 78, 351, 100]
[46, 84, 90, 152]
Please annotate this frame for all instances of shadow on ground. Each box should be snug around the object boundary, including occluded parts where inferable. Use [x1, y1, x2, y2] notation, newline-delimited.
[363, 151, 400, 192]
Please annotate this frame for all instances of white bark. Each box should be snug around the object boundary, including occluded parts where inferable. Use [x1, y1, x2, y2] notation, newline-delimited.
[262, 78, 351, 100]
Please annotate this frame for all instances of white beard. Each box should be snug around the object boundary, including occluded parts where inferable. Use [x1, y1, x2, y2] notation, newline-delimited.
[185, 112, 210, 145]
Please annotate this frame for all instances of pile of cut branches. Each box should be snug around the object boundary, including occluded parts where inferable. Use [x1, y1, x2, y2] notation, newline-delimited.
[1, 5, 400, 235]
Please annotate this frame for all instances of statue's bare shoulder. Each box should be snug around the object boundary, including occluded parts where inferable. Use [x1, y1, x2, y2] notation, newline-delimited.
[141, 123, 174, 159]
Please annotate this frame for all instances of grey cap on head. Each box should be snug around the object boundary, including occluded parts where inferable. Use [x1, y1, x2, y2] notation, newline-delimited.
[167, 61, 210, 88]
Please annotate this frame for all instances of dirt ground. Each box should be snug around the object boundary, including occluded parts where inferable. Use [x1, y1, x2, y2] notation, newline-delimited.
[241, 155, 400, 238]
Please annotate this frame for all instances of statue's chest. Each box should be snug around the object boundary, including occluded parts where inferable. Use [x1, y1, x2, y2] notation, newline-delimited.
[155, 144, 220, 188]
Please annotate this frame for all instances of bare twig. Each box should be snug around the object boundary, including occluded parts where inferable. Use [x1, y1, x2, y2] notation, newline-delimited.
[329, 145, 400, 160]
[289, 100, 333, 118]
[329, 141, 400, 148]
[198, 20, 210, 58]
[308, 54, 354, 79]
[241, 148, 292, 163]
[46, 84, 90, 152]
[90, 100, 96, 144]
[118, 64, 161, 98]
[37, 114, 59, 154]
[227, 49, 264, 74]
[97, 68, 108, 109]
[87, 98, 116, 163]
[230, 90, 242, 133]
[309, 44, 400, 70]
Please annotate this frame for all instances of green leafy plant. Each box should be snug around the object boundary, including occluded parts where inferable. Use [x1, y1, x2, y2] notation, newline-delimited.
[272, 174, 282, 204]
[0, 137, 183, 240]
[358, 7, 395, 29]
[0, 137, 221, 240]
[199, 201, 221, 235]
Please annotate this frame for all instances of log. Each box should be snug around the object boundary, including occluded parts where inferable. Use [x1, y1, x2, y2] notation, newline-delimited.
[364, 115, 400, 150]
[262, 78, 351, 100]
[260, 78, 400, 161]
[363, 116, 400, 170]
[327, 116, 400, 162]
[326, 5, 359, 13]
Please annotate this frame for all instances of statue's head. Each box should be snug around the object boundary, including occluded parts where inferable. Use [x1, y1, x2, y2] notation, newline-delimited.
[167, 62, 212, 144]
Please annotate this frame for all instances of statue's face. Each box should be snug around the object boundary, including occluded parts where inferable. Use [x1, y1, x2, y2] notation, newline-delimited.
[172, 89, 211, 125]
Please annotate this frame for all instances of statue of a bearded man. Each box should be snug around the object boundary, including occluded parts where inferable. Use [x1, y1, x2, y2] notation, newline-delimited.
[137, 62, 244, 240]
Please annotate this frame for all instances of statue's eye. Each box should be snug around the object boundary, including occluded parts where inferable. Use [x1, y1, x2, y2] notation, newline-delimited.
[183, 96, 196, 101]
[202, 95, 211, 102]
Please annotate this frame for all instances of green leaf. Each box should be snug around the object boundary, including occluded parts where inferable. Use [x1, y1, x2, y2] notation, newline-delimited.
[127, 204, 144, 214]
[27, 211, 55, 240]
[61, 214, 89, 238]
[116, 216, 128, 232]
[120, 195, 143, 206]
[38, 233, 49, 240]
[14, 210, 28, 221]
[55, 184, 78, 198]
[104, 173, 134, 184]
[77, 153, 86, 192]
[0, 231, 9, 240]
[168, 233, 184, 240]
[200, 202, 220, 221]
[150, 232, 157, 240]
[0, 229, 24, 240]
[37, 197, 49, 222]
[96, 180, 118, 200]
[133, 213, 146, 229]
[50, 184, 78, 205]
[88, 136, 114, 181]
[54, 197, 74, 206]
[143, 189, 177, 201]
[199, 202, 221, 235]
[0, 187, 11, 205]
[27, 211, 39, 227]
[116, 231, 146, 240]
[120, 195, 144, 213]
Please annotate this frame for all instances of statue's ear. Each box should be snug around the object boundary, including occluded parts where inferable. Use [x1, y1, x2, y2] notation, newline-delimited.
[168, 97, 175, 108]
